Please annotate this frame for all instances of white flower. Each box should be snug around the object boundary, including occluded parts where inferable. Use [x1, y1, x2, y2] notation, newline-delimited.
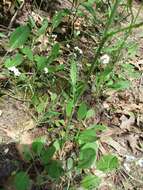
[100, 54, 110, 64]
[44, 67, 48, 74]
[51, 34, 57, 40]
[123, 162, 130, 172]
[66, 44, 70, 48]
[125, 155, 136, 162]
[74, 46, 83, 54]
[136, 158, 143, 167]
[8, 66, 21, 76]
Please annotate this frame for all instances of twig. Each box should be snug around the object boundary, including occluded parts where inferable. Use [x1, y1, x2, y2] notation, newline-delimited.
[8, 1, 25, 29]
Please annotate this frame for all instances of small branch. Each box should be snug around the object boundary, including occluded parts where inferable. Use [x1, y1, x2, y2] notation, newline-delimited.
[8, 1, 25, 29]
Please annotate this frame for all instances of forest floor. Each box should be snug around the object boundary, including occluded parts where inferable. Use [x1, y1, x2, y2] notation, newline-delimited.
[0, 0, 143, 190]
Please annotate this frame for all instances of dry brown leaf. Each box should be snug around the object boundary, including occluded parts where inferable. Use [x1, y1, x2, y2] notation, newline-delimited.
[120, 114, 135, 130]
[103, 138, 127, 156]
[127, 134, 139, 154]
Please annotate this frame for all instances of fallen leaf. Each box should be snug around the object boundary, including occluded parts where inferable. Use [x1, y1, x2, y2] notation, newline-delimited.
[127, 134, 139, 154]
[103, 137, 127, 156]
[120, 114, 135, 130]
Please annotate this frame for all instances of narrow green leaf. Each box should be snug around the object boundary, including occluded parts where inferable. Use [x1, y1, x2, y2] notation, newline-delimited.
[47, 43, 60, 65]
[70, 60, 77, 87]
[14, 172, 30, 190]
[10, 25, 31, 49]
[66, 99, 74, 117]
[52, 10, 68, 29]
[77, 102, 87, 120]
[37, 19, 48, 35]
[78, 148, 96, 169]
[81, 175, 101, 190]
[110, 80, 130, 90]
[96, 154, 119, 172]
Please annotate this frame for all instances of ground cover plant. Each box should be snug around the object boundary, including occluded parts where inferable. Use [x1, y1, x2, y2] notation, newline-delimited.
[0, 0, 143, 189]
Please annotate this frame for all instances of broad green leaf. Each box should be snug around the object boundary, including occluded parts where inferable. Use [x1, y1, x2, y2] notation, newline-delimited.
[37, 19, 48, 35]
[77, 102, 87, 120]
[46, 160, 64, 179]
[70, 60, 77, 87]
[32, 141, 44, 156]
[81, 175, 101, 190]
[78, 129, 97, 144]
[96, 154, 119, 172]
[14, 172, 30, 190]
[5, 53, 23, 68]
[41, 145, 56, 165]
[52, 10, 68, 29]
[21, 47, 33, 61]
[10, 25, 31, 49]
[78, 148, 96, 169]
[66, 99, 74, 117]
[81, 142, 99, 152]
[86, 109, 95, 119]
[32, 137, 46, 155]
[110, 80, 130, 90]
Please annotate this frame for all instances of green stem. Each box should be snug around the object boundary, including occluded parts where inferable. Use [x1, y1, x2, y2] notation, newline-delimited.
[88, 0, 121, 76]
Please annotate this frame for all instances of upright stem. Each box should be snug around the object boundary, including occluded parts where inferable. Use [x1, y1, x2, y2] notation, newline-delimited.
[88, 0, 121, 76]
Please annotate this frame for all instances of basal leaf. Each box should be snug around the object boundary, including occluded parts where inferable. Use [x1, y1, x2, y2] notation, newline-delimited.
[41, 145, 56, 165]
[5, 53, 23, 68]
[45, 160, 64, 179]
[81, 175, 101, 190]
[66, 99, 74, 117]
[78, 129, 97, 144]
[10, 25, 31, 49]
[110, 80, 130, 90]
[96, 154, 119, 172]
[78, 148, 96, 169]
[34, 55, 47, 71]
[21, 47, 33, 61]
[77, 102, 87, 120]
[14, 172, 30, 190]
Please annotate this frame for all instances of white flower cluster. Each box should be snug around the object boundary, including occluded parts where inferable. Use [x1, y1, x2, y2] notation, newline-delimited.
[8, 66, 21, 76]
[100, 54, 110, 64]
[74, 46, 83, 55]
[44, 67, 48, 74]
